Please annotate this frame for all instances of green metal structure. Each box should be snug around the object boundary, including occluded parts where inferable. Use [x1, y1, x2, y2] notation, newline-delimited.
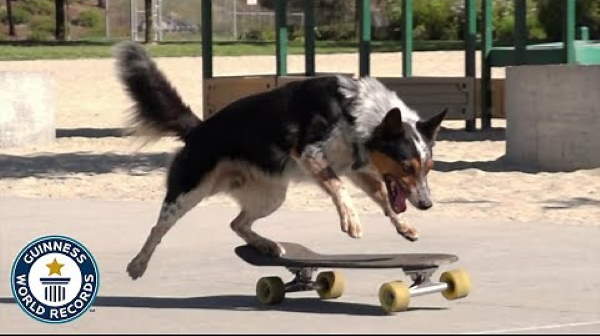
[200, 0, 478, 79]
[201, 0, 600, 131]
[201, 0, 478, 129]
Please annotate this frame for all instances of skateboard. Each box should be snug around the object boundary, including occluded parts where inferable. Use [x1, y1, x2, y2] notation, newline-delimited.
[235, 242, 471, 313]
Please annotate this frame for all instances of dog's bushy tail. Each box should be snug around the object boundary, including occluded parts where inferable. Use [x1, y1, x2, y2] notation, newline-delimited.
[115, 41, 201, 141]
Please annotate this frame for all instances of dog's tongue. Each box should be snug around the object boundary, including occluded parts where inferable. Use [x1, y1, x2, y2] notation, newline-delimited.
[392, 189, 407, 213]
[385, 175, 408, 214]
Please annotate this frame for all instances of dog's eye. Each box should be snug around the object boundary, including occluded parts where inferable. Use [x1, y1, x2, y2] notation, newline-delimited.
[402, 162, 415, 174]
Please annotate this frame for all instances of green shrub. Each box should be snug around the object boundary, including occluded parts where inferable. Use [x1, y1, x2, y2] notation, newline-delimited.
[78, 19, 107, 39]
[491, 0, 513, 42]
[494, 14, 514, 43]
[316, 23, 355, 41]
[74, 9, 102, 28]
[288, 25, 303, 42]
[260, 28, 276, 41]
[29, 15, 54, 40]
[382, 0, 461, 40]
[240, 28, 275, 42]
[412, 24, 427, 40]
[413, 0, 460, 40]
[241, 29, 262, 41]
[29, 29, 52, 41]
[20, 0, 54, 16]
[1, 7, 32, 25]
[490, 0, 545, 43]
[527, 13, 547, 41]
[537, 0, 600, 41]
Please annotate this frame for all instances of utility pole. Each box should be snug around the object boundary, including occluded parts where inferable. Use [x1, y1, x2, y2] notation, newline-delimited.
[233, 0, 237, 40]
[55, 0, 67, 41]
[105, 0, 109, 39]
[144, 0, 154, 43]
[6, 0, 15, 37]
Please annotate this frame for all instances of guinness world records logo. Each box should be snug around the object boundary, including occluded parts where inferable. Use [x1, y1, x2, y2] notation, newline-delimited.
[10, 235, 100, 323]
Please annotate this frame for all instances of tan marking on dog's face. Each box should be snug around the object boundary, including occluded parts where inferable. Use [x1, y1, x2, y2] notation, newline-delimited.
[424, 158, 434, 173]
[368, 151, 418, 188]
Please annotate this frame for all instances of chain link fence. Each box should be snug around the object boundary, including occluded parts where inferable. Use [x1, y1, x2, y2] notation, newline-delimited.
[106, 0, 357, 42]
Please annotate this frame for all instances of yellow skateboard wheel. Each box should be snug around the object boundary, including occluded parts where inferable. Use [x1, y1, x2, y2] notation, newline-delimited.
[256, 276, 285, 305]
[440, 268, 471, 300]
[379, 281, 410, 313]
[316, 271, 345, 299]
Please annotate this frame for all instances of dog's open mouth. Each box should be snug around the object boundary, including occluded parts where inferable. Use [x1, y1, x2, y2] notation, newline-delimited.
[384, 175, 408, 214]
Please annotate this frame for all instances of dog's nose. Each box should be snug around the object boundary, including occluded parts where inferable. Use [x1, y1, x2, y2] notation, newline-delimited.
[418, 200, 432, 210]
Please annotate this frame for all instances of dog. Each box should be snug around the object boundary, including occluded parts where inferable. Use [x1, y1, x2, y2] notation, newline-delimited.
[115, 41, 446, 280]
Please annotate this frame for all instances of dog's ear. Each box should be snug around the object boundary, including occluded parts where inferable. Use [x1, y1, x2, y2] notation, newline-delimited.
[417, 108, 447, 142]
[380, 107, 404, 138]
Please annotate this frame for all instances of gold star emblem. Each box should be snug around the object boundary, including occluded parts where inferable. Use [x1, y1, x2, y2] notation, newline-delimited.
[46, 258, 64, 276]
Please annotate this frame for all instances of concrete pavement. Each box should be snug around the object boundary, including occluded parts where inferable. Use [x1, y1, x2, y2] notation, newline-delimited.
[1, 197, 599, 333]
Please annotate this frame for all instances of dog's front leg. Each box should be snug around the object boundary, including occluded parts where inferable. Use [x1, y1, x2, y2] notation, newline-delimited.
[292, 147, 362, 238]
[349, 171, 419, 241]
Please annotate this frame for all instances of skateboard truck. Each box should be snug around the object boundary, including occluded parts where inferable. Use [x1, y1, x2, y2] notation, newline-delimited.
[406, 268, 450, 297]
[284, 267, 320, 293]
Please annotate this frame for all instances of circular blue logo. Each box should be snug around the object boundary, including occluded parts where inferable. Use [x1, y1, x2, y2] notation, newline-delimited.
[10, 235, 100, 324]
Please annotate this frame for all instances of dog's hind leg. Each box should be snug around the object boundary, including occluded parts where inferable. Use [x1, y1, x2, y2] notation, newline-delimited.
[126, 185, 210, 280]
[349, 171, 419, 241]
[229, 177, 288, 257]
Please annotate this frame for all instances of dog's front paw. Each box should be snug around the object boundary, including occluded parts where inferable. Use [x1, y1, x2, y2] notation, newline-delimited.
[127, 254, 149, 280]
[391, 218, 419, 242]
[252, 239, 286, 257]
[339, 203, 363, 239]
[398, 226, 419, 242]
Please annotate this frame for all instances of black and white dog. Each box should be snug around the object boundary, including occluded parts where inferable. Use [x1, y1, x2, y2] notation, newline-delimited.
[115, 42, 446, 280]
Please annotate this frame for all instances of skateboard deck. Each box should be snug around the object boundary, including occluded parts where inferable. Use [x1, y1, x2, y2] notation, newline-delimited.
[235, 242, 470, 313]
[235, 242, 457, 271]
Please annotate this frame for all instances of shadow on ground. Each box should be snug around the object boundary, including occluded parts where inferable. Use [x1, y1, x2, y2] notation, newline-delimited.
[433, 155, 544, 173]
[0, 296, 445, 316]
[437, 127, 505, 142]
[0, 152, 170, 178]
[56, 128, 130, 138]
[0, 153, 549, 178]
[542, 197, 600, 210]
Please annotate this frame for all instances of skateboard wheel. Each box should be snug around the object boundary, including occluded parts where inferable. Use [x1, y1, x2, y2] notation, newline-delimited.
[256, 276, 285, 305]
[440, 268, 471, 300]
[316, 271, 345, 299]
[379, 281, 410, 313]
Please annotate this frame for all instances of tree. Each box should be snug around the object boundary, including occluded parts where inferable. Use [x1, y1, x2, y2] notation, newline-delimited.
[144, 0, 154, 43]
[6, 0, 15, 36]
[55, 0, 67, 40]
[537, 0, 600, 41]
[382, 0, 461, 40]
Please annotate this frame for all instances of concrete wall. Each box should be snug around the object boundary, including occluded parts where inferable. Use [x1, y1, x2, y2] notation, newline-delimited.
[0, 72, 55, 148]
[506, 65, 600, 171]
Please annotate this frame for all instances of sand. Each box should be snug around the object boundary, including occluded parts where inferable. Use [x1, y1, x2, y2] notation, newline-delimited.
[0, 51, 598, 227]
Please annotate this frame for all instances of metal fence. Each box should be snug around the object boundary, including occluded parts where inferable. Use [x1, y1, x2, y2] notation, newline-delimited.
[106, 0, 354, 42]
